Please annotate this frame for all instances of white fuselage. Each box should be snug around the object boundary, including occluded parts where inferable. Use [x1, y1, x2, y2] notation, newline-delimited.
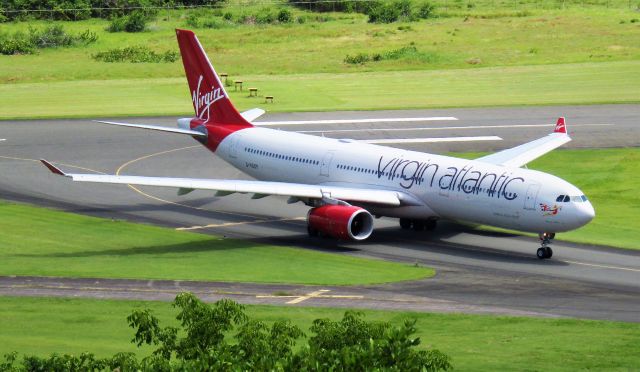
[215, 127, 594, 233]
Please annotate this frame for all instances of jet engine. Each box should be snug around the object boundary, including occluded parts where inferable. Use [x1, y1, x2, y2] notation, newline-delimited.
[306, 205, 374, 241]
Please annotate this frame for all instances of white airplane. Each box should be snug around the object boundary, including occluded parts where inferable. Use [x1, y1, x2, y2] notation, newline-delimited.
[41, 29, 595, 260]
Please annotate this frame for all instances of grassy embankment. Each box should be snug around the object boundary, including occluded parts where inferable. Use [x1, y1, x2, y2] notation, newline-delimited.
[1, 296, 639, 371]
[456, 148, 640, 249]
[0, 5, 638, 118]
[0, 201, 432, 284]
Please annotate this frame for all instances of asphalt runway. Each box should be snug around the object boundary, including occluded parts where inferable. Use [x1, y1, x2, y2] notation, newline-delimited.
[1, 104, 639, 322]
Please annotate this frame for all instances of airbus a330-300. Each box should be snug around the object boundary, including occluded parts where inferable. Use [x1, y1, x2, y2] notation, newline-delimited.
[42, 29, 595, 259]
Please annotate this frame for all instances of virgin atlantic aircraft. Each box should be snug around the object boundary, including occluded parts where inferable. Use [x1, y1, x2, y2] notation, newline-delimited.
[41, 29, 595, 259]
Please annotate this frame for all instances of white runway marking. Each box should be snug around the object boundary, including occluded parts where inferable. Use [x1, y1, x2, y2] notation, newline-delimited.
[298, 123, 613, 134]
[362, 136, 502, 144]
[563, 260, 640, 273]
[0, 139, 5, 141]
[254, 117, 458, 126]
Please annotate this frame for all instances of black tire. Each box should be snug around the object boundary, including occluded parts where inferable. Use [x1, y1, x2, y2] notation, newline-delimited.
[545, 247, 553, 259]
[412, 220, 425, 231]
[537, 247, 547, 259]
[424, 219, 437, 231]
[307, 225, 319, 237]
[399, 218, 412, 230]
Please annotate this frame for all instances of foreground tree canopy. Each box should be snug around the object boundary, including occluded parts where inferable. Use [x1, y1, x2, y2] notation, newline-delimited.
[2, 292, 451, 371]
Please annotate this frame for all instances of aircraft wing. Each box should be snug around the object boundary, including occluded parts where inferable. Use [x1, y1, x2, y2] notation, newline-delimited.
[240, 108, 265, 122]
[476, 117, 571, 168]
[40, 160, 421, 207]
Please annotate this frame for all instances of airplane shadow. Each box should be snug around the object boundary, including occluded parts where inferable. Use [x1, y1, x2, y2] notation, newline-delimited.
[5, 191, 566, 265]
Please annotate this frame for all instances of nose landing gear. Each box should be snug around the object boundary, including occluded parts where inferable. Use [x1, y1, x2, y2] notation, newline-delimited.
[537, 232, 555, 259]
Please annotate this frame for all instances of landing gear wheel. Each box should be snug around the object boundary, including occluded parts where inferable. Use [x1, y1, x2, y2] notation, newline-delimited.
[537, 247, 553, 259]
[412, 220, 425, 231]
[424, 219, 437, 231]
[307, 225, 319, 237]
[399, 218, 412, 230]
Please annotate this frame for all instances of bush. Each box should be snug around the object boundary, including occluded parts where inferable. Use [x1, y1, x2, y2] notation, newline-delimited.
[368, 3, 401, 23]
[125, 10, 148, 32]
[1, 293, 452, 371]
[108, 10, 149, 32]
[0, 26, 97, 55]
[344, 44, 440, 65]
[92, 46, 179, 63]
[418, 2, 435, 18]
[344, 53, 371, 64]
[277, 8, 293, 23]
[0, 32, 35, 55]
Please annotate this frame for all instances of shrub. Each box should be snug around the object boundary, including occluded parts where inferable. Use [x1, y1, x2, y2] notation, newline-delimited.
[92, 46, 179, 63]
[418, 2, 435, 19]
[368, 3, 401, 23]
[107, 11, 149, 33]
[125, 10, 148, 32]
[1, 293, 451, 371]
[0, 32, 34, 55]
[107, 17, 127, 32]
[255, 8, 276, 24]
[278, 8, 293, 23]
[344, 53, 371, 64]
[0, 26, 97, 55]
[344, 44, 440, 65]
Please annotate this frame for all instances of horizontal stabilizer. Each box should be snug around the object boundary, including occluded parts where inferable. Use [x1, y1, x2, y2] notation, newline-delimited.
[40, 159, 67, 176]
[93, 120, 207, 137]
[241, 108, 265, 122]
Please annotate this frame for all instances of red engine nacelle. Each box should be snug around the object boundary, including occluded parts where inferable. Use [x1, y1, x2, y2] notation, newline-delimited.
[307, 205, 374, 241]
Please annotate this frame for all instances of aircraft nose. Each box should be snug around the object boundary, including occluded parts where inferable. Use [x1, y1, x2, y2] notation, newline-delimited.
[576, 202, 595, 226]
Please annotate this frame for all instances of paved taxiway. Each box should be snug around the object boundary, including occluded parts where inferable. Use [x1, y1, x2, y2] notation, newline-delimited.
[1, 104, 639, 321]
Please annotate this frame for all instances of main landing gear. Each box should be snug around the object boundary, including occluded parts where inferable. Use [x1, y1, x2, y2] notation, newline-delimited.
[400, 218, 437, 231]
[536, 232, 555, 259]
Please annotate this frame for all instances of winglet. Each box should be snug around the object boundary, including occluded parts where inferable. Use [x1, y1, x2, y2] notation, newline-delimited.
[553, 117, 567, 134]
[40, 159, 66, 176]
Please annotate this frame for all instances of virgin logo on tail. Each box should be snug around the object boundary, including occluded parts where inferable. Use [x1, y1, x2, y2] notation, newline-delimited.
[192, 75, 226, 121]
[554, 117, 566, 134]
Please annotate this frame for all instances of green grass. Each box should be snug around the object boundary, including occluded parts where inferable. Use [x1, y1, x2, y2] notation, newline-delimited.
[0, 60, 637, 119]
[0, 6, 639, 118]
[457, 148, 640, 249]
[1, 296, 639, 371]
[0, 201, 432, 284]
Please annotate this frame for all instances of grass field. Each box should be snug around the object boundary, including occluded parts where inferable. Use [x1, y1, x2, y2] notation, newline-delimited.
[1, 60, 638, 119]
[456, 148, 640, 249]
[1, 296, 639, 371]
[0, 201, 432, 284]
[0, 5, 638, 118]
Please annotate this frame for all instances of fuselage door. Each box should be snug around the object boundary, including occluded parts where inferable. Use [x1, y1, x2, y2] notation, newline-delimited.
[228, 134, 241, 159]
[320, 151, 334, 177]
[524, 184, 541, 210]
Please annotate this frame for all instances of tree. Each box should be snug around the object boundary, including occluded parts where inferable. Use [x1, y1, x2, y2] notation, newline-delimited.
[3, 292, 451, 371]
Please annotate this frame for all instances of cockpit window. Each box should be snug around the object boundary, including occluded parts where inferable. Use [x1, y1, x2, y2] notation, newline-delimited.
[581, 195, 588, 202]
[571, 196, 583, 202]
[563, 195, 570, 202]
[556, 195, 565, 202]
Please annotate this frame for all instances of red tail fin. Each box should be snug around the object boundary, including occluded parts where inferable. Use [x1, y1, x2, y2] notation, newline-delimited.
[175, 29, 251, 127]
[554, 117, 567, 134]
